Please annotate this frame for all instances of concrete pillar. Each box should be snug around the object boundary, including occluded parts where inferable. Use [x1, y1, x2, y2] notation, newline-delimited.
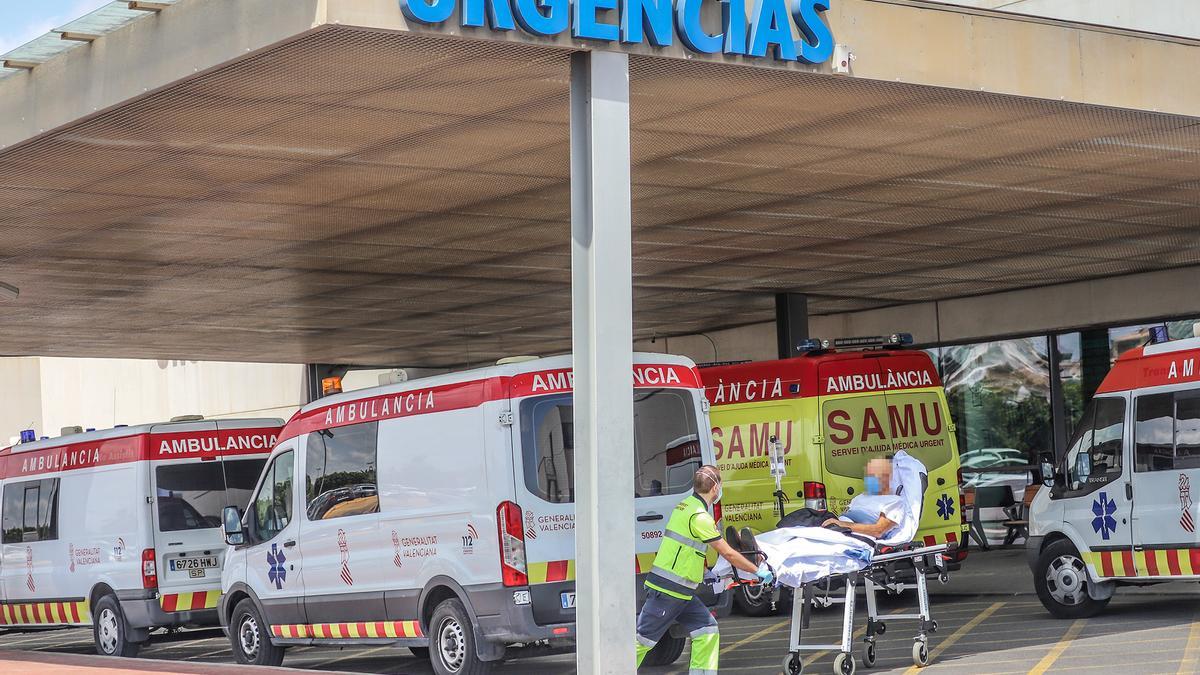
[775, 292, 810, 359]
[569, 50, 634, 675]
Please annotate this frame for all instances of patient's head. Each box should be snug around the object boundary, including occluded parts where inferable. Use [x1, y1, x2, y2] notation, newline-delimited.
[864, 458, 893, 495]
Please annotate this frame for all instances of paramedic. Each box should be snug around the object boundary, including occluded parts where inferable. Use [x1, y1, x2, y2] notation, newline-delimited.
[636, 465, 771, 673]
[823, 457, 904, 539]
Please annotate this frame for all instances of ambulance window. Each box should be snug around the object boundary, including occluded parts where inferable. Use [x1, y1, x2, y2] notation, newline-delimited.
[1062, 398, 1124, 496]
[253, 451, 294, 541]
[519, 390, 699, 503]
[1135, 393, 1174, 472]
[0, 478, 59, 544]
[1090, 398, 1125, 475]
[1175, 395, 1200, 470]
[304, 422, 379, 520]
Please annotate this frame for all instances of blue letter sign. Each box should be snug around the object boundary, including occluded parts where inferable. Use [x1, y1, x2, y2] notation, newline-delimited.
[399, 0, 835, 64]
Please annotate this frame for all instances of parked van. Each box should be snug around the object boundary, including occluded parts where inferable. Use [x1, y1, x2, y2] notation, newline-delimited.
[1030, 336, 1200, 618]
[219, 354, 724, 674]
[700, 335, 968, 615]
[0, 419, 281, 656]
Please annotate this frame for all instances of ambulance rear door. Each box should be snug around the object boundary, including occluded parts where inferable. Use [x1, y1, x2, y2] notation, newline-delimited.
[148, 422, 273, 607]
[509, 366, 708, 626]
[818, 357, 887, 513]
[877, 352, 960, 543]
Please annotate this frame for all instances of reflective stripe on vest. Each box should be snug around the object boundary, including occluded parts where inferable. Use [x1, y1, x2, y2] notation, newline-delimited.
[665, 529, 707, 552]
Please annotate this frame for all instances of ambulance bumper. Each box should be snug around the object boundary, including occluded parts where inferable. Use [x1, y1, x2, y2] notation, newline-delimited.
[1025, 536, 1045, 572]
[118, 593, 218, 629]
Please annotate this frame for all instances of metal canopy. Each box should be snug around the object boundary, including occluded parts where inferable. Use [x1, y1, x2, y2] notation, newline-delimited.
[1, 26, 1199, 365]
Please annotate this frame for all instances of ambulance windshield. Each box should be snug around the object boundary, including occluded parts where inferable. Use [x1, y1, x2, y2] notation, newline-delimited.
[154, 458, 268, 532]
[520, 389, 701, 503]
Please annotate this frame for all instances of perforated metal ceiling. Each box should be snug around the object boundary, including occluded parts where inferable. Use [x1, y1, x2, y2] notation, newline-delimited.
[1, 27, 1199, 366]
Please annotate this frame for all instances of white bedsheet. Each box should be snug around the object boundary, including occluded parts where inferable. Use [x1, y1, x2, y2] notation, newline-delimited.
[713, 527, 873, 587]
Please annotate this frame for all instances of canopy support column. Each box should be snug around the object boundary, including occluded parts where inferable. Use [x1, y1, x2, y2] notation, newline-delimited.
[570, 49, 634, 675]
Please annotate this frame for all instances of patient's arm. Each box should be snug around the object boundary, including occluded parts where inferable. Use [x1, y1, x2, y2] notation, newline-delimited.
[822, 515, 897, 539]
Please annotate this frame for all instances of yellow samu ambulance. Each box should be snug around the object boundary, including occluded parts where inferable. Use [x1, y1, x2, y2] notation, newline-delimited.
[700, 334, 968, 615]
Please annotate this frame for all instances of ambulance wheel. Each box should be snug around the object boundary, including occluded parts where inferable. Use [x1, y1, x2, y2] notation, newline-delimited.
[641, 634, 686, 666]
[911, 640, 929, 667]
[734, 582, 778, 616]
[834, 652, 856, 675]
[410, 647, 431, 659]
[230, 598, 285, 666]
[1034, 539, 1110, 619]
[783, 652, 803, 674]
[93, 595, 142, 658]
[861, 642, 876, 668]
[430, 598, 492, 675]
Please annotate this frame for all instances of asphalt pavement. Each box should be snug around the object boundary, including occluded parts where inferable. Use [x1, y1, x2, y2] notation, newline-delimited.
[2, 548, 1199, 674]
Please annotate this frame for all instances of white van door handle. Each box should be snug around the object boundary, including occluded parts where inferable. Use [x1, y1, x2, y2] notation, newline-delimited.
[637, 514, 663, 522]
[283, 540, 297, 548]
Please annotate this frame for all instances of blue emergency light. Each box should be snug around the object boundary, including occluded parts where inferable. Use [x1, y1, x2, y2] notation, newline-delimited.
[1149, 325, 1169, 344]
[19, 429, 36, 443]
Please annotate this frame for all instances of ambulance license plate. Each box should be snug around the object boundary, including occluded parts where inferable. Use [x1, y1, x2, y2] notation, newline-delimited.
[560, 592, 576, 609]
[170, 556, 218, 572]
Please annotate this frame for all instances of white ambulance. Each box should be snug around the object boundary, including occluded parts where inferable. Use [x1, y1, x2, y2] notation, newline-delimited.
[1029, 336, 1200, 617]
[0, 418, 282, 656]
[218, 353, 725, 674]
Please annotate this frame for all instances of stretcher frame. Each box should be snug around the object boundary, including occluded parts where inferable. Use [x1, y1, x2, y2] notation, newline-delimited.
[779, 542, 950, 675]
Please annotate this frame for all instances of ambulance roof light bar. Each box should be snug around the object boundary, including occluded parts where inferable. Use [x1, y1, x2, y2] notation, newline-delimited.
[797, 333, 913, 354]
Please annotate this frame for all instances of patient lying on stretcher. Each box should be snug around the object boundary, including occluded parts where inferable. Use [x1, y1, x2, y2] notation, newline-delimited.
[821, 457, 908, 540]
[713, 451, 927, 587]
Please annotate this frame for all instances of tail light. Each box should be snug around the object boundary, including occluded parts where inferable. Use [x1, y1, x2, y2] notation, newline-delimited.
[141, 549, 158, 589]
[496, 501, 528, 587]
[712, 500, 723, 526]
[804, 482, 826, 511]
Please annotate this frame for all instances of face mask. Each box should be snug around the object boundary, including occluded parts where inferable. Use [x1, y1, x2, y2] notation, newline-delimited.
[714, 485, 723, 503]
[864, 476, 883, 495]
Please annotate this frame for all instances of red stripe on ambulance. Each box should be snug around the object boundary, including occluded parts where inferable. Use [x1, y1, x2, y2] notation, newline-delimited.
[279, 364, 704, 443]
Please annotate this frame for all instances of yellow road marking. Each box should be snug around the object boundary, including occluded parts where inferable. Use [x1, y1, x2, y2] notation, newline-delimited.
[720, 618, 790, 655]
[1179, 610, 1200, 675]
[902, 601, 1005, 675]
[1028, 619, 1084, 674]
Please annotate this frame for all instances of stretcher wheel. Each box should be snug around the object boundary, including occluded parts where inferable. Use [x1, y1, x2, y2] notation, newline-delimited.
[912, 641, 930, 667]
[930, 620, 939, 632]
[783, 652, 803, 674]
[861, 642, 876, 668]
[833, 652, 856, 675]
[875, 622, 886, 635]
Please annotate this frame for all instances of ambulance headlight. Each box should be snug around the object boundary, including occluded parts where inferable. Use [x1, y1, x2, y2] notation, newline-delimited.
[512, 590, 531, 606]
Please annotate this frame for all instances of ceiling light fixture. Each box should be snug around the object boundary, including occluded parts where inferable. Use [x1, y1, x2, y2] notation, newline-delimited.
[0, 282, 19, 301]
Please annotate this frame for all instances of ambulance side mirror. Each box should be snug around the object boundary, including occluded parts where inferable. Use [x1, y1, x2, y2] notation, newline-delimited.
[1038, 453, 1058, 488]
[223, 506, 245, 546]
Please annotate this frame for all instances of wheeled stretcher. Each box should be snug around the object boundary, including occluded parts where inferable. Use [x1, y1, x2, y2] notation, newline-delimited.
[724, 534, 951, 675]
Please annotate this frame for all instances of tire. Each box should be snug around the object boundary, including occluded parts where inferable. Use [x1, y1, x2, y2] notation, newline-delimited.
[229, 598, 285, 666]
[1033, 539, 1110, 619]
[834, 652, 856, 675]
[410, 646, 431, 659]
[733, 582, 780, 617]
[429, 598, 493, 675]
[911, 640, 929, 667]
[861, 641, 876, 668]
[92, 595, 142, 658]
[640, 633, 686, 666]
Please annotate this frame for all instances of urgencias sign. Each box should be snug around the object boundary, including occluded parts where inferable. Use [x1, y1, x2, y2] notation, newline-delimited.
[399, 0, 835, 64]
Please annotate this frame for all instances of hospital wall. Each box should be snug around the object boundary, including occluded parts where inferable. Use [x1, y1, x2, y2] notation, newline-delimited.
[0, 357, 305, 446]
